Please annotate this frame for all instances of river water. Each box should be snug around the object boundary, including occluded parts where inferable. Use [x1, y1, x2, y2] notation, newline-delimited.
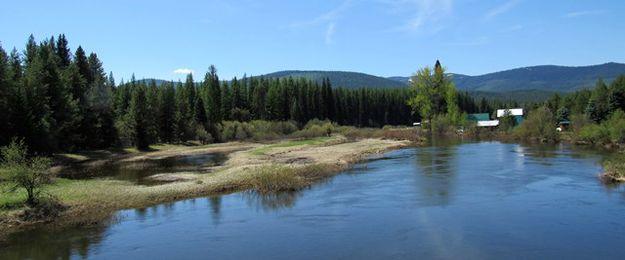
[1, 141, 624, 259]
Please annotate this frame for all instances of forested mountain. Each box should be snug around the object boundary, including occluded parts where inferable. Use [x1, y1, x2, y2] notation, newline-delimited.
[390, 63, 625, 92]
[262, 70, 406, 89]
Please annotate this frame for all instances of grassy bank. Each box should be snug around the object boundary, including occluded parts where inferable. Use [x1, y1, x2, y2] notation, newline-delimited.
[602, 153, 625, 182]
[0, 135, 410, 239]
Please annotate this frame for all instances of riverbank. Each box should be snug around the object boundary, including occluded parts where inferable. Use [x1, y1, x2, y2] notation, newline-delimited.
[0, 135, 411, 239]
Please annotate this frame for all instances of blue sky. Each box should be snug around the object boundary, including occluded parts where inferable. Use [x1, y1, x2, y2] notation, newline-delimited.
[1, 0, 624, 81]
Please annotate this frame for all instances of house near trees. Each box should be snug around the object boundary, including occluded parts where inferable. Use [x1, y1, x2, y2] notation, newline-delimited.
[467, 113, 499, 127]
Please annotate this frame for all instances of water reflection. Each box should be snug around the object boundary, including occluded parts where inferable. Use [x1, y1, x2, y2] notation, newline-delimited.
[0, 220, 111, 259]
[58, 153, 228, 185]
[209, 196, 222, 225]
[413, 142, 458, 206]
[243, 191, 302, 211]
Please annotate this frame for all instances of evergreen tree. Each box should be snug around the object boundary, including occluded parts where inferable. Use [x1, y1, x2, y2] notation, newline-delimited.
[55, 34, 71, 68]
[175, 80, 194, 141]
[0, 45, 10, 146]
[220, 81, 232, 120]
[158, 82, 177, 142]
[130, 85, 151, 150]
[609, 75, 625, 112]
[204, 65, 221, 123]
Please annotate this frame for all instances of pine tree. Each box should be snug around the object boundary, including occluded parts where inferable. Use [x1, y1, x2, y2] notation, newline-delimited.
[130, 85, 151, 150]
[0, 45, 10, 146]
[204, 65, 221, 123]
[159, 82, 177, 142]
[74, 46, 93, 86]
[55, 34, 71, 68]
[22, 41, 54, 152]
[203, 65, 222, 141]
[194, 95, 207, 127]
[220, 81, 232, 120]
[609, 75, 625, 112]
[175, 80, 194, 141]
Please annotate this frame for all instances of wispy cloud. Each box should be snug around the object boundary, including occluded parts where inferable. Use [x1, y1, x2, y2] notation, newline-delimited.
[173, 68, 193, 75]
[386, 0, 454, 32]
[563, 10, 605, 18]
[325, 23, 336, 45]
[484, 0, 520, 21]
[290, 0, 351, 44]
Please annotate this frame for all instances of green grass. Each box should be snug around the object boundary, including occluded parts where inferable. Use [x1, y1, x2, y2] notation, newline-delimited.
[56, 153, 90, 162]
[250, 136, 332, 155]
[603, 153, 625, 181]
[244, 165, 305, 193]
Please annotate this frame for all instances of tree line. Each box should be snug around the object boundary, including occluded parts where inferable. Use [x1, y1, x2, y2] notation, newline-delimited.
[0, 35, 430, 153]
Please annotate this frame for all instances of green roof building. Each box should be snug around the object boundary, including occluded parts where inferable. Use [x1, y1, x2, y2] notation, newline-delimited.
[467, 113, 490, 122]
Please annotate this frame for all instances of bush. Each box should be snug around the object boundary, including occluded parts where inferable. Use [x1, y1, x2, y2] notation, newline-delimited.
[430, 114, 455, 136]
[571, 113, 592, 133]
[218, 120, 299, 142]
[575, 110, 625, 145]
[248, 166, 305, 193]
[230, 108, 251, 122]
[578, 124, 610, 144]
[603, 153, 625, 181]
[1, 139, 54, 206]
[195, 126, 213, 145]
[606, 110, 625, 144]
[292, 119, 336, 138]
[514, 106, 558, 142]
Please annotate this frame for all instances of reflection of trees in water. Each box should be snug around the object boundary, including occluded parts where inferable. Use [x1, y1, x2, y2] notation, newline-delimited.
[243, 191, 301, 211]
[518, 142, 559, 166]
[413, 143, 458, 206]
[209, 196, 222, 225]
[0, 217, 113, 259]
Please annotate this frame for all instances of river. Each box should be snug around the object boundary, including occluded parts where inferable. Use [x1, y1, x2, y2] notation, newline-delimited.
[1, 141, 624, 259]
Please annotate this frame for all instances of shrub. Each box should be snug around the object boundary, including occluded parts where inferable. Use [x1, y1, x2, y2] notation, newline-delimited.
[603, 153, 625, 181]
[578, 124, 610, 144]
[230, 108, 251, 122]
[292, 120, 336, 138]
[571, 113, 592, 133]
[498, 110, 517, 132]
[247, 166, 305, 193]
[575, 110, 625, 145]
[1, 139, 54, 206]
[430, 114, 455, 136]
[514, 106, 558, 142]
[196, 126, 213, 144]
[605, 110, 625, 144]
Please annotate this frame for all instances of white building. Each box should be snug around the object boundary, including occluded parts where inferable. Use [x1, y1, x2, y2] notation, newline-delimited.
[496, 108, 523, 118]
[477, 120, 500, 127]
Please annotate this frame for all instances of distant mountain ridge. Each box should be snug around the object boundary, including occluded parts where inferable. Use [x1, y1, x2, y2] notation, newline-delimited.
[262, 70, 405, 88]
[389, 62, 625, 92]
[141, 62, 625, 99]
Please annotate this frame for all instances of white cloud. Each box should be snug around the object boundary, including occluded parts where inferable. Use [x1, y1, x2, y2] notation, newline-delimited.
[290, 0, 351, 44]
[291, 0, 351, 28]
[484, 0, 520, 21]
[325, 23, 336, 45]
[173, 68, 194, 75]
[385, 0, 454, 32]
[563, 10, 605, 18]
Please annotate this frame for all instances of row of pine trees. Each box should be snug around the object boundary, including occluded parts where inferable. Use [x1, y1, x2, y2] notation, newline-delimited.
[0, 35, 419, 153]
